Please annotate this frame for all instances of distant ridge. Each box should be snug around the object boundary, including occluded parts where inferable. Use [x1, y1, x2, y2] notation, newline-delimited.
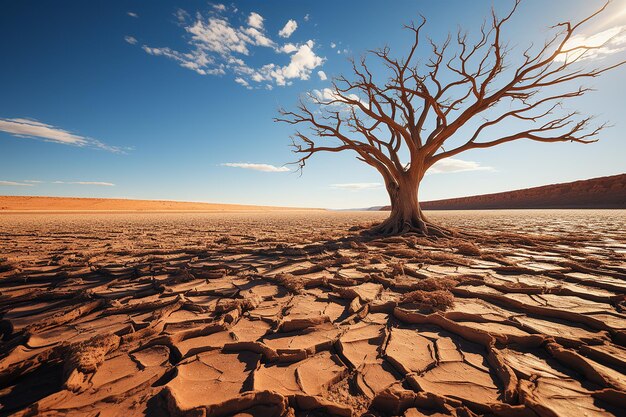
[0, 196, 315, 212]
[379, 174, 626, 211]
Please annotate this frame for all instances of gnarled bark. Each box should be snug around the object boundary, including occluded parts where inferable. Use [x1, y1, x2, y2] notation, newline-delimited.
[368, 177, 452, 237]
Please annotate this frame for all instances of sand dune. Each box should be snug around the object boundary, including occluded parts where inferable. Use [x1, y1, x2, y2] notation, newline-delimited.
[0, 196, 314, 212]
[0, 210, 624, 416]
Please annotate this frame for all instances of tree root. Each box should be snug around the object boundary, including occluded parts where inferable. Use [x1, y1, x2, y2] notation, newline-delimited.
[364, 217, 455, 238]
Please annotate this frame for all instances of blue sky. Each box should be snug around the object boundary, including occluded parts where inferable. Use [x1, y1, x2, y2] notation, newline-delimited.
[1, 0, 624, 208]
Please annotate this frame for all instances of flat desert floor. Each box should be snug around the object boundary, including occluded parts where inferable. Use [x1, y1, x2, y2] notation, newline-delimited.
[0, 210, 625, 416]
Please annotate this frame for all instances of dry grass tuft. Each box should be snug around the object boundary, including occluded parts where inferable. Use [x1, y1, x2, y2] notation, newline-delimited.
[64, 334, 121, 375]
[271, 272, 305, 294]
[400, 289, 454, 313]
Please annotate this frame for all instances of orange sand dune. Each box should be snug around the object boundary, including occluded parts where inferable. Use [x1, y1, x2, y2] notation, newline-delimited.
[0, 196, 317, 212]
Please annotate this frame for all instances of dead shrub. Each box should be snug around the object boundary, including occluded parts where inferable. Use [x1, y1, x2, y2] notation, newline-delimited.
[480, 252, 509, 264]
[385, 248, 422, 258]
[348, 240, 367, 250]
[0, 259, 13, 273]
[271, 273, 304, 294]
[388, 261, 406, 278]
[349, 222, 376, 232]
[447, 274, 483, 286]
[423, 251, 470, 266]
[454, 241, 481, 256]
[411, 277, 457, 292]
[215, 236, 239, 245]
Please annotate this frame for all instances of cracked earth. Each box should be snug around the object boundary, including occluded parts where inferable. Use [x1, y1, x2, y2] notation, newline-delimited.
[0, 210, 624, 417]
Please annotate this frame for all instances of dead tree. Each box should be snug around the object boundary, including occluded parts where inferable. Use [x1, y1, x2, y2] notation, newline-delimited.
[277, 1, 624, 236]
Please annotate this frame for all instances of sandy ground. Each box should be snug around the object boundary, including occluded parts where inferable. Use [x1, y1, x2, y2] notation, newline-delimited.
[0, 196, 312, 212]
[0, 210, 624, 416]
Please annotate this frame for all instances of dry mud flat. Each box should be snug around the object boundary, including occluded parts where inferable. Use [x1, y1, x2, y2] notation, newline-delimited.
[0, 209, 625, 417]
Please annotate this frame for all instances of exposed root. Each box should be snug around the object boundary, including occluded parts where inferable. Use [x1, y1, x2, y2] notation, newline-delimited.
[365, 217, 455, 238]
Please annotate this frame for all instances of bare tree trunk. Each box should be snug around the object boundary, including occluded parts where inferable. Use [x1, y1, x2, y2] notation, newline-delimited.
[281, 3, 619, 237]
[369, 175, 451, 237]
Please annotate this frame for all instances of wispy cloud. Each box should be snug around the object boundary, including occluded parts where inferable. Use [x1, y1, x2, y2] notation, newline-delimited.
[127, 11, 138, 18]
[0, 117, 125, 153]
[136, 9, 324, 87]
[330, 182, 382, 190]
[221, 163, 290, 172]
[556, 25, 626, 62]
[427, 158, 494, 174]
[278, 20, 298, 38]
[235, 77, 250, 88]
[0, 181, 34, 187]
[52, 181, 115, 186]
[124, 36, 138, 45]
[1, 180, 115, 186]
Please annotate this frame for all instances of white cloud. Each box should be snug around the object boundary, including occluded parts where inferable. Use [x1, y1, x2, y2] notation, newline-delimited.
[186, 18, 251, 56]
[279, 20, 298, 38]
[248, 12, 264, 29]
[137, 9, 325, 88]
[280, 41, 324, 84]
[311, 87, 361, 106]
[427, 158, 494, 174]
[212, 4, 226, 12]
[252, 41, 325, 86]
[0, 117, 123, 152]
[124, 36, 137, 45]
[242, 26, 275, 48]
[127, 11, 138, 18]
[304, 14, 310, 22]
[330, 42, 336, 48]
[280, 43, 298, 53]
[0, 181, 34, 187]
[317, 70, 327, 81]
[282, 41, 323, 79]
[221, 163, 290, 172]
[556, 25, 626, 62]
[330, 183, 382, 190]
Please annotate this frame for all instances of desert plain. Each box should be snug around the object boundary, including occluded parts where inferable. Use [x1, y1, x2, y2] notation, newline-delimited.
[0, 206, 625, 417]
